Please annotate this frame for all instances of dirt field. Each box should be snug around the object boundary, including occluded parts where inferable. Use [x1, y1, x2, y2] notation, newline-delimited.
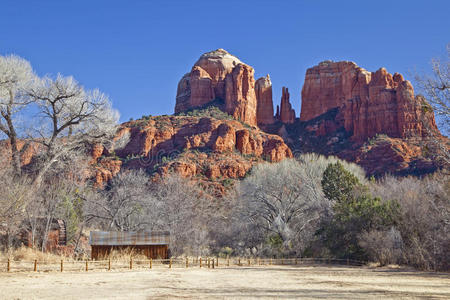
[0, 265, 449, 299]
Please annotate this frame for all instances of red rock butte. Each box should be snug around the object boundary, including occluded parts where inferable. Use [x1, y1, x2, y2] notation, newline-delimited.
[175, 49, 258, 126]
[301, 61, 439, 141]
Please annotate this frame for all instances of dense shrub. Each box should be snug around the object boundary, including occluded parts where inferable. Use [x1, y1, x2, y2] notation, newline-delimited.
[313, 162, 401, 261]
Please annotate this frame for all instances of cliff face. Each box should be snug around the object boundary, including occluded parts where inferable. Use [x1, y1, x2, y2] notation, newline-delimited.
[175, 49, 258, 126]
[224, 63, 258, 126]
[300, 61, 439, 142]
[300, 61, 371, 121]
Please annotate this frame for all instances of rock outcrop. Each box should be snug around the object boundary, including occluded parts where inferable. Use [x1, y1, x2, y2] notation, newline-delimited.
[255, 75, 274, 125]
[92, 115, 292, 188]
[300, 61, 439, 141]
[279, 87, 296, 124]
[175, 49, 258, 126]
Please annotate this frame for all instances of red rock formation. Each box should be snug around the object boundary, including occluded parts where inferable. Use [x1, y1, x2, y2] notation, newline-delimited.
[225, 64, 257, 126]
[175, 49, 258, 126]
[300, 61, 371, 121]
[189, 66, 215, 108]
[236, 129, 263, 156]
[255, 75, 274, 125]
[0, 140, 41, 168]
[212, 123, 236, 152]
[336, 135, 441, 176]
[175, 73, 192, 113]
[279, 87, 296, 124]
[301, 61, 439, 141]
[91, 115, 292, 187]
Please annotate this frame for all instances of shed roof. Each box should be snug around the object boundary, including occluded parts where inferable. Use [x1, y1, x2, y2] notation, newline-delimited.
[89, 231, 170, 246]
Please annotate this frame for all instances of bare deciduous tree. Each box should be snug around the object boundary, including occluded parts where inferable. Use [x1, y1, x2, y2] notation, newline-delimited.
[358, 227, 403, 266]
[27, 74, 119, 184]
[414, 46, 450, 168]
[85, 171, 209, 256]
[371, 174, 450, 270]
[0, 164, 32, 250]
[414, 45, 449, 132]
[149, 174, 208, 256]
[235, 158, 332, 256]
[1, 55, 119, 183]
[25, 178, 80, 251]
[0, 55, 36, 175]
[85, 169, 153, 231]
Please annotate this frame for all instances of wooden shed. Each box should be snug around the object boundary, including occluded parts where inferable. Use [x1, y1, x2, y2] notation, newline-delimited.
[89, 231, 170, 260]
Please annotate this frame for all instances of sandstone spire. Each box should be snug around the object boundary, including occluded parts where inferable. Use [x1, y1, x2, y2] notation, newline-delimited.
[255, 74, 274, 125]
[279, 87, 295, 124]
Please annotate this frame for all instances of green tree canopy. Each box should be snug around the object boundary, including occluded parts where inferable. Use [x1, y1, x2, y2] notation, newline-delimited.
[321, 161, 360, 203]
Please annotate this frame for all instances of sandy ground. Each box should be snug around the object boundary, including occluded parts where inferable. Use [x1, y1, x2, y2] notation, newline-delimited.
[0, 265, 449, 299]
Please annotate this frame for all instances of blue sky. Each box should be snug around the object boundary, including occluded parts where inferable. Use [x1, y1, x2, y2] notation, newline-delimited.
[1, 0, 449, 122]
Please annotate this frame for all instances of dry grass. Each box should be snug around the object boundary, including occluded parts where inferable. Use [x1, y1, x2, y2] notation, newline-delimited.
[0, 246, 71, 263]
[0, 265, 449, 299]
[98, 248, 150, 262]
[0, 246, 150, 263]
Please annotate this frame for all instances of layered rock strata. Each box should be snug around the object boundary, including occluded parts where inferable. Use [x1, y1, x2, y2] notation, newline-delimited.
[300, 61, 439, 141]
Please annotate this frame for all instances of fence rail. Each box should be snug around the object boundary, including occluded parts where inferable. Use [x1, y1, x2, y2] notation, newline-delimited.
[0, 257, 365, 273]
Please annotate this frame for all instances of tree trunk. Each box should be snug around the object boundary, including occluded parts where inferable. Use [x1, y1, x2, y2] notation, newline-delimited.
[9, 133, 22, 176]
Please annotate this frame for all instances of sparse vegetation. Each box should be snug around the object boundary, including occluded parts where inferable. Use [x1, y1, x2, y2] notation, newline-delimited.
[176, 98, 234, 120]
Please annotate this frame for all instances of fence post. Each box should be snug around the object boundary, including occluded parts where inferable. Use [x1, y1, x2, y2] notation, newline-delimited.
[186, 257, 188, 268]
[7, 259, 10, 272]
[248, 258, 250, 266]
[150, 258, 152, 269]
[34, 259, 37, 272]
[295, 258, 297, 265]
[61, 260, 63, 272]
[212, 259, 215, 269]
[85, 260, 88, 272]
[227, 256, 229, 267]
[130, 257, 133, 270]
[199, 257, 202, 268]
[238, 258, 240, 266]
[108, 259, 111, 271]
[207, 258, 210, 268]
[216, 257, 219, 267]
[169, 258, 172, 269]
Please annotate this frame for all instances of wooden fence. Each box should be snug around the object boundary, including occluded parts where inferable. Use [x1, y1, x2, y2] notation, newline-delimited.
[0, 257, 365, 273]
